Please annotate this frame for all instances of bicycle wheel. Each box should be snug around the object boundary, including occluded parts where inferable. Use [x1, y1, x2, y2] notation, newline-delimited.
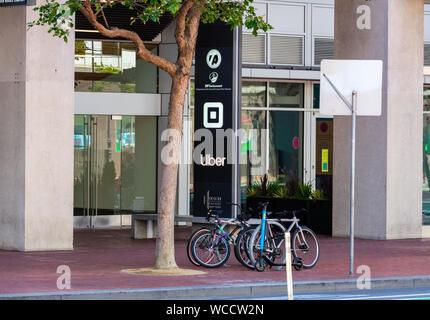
[247, 221, 287, 266]
[233, 226, 256, 270]
[191, 231, 230, 268]
[186, 227, 211, 266]
[291, 226, 319, 269]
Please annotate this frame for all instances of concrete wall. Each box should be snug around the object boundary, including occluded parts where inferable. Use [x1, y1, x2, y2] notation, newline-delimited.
[333, 0, 423, 239]
[0, 3, 74, 251]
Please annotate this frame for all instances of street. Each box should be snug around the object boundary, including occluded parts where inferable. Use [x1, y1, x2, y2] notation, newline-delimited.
[211, 286, 430, 300]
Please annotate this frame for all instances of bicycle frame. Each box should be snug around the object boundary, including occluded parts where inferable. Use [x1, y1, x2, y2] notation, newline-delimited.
[203, 219, 245, 264]
[258, 213, 308, 267]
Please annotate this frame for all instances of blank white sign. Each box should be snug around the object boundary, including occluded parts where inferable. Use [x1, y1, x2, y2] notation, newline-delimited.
[320, 60, 383, 116]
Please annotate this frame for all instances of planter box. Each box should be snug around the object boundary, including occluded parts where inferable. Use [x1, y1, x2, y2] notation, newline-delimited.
[246, 197, 332, 235]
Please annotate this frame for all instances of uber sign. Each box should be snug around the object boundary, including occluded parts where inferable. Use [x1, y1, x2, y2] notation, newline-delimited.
[203, 102, 223, 128]
[193, 22, 241, 218]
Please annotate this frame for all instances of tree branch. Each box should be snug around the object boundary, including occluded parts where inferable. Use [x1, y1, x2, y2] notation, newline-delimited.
[184, 5, 202, 49]
[80, 1, 177, 77]
[175, 0, 194, 51]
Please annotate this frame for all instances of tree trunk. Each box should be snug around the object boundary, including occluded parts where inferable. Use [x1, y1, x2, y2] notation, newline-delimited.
[154, 73, 189, 269]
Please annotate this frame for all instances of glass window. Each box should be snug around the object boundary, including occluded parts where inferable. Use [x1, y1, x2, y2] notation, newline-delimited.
[240, 110, 267, 202]
[242, 81, 266, 108]
[424, 88, 430, 112]
[73, 115, 157, 216]
[269, 82, 304, 109]
[189, 79, 195, 107]
[120, 116, 136, 211]
[268, 111, 304, 183]
[189, 108, 195, 215]
[73, 115, 86, 214]
[313, 84, 320, 109]
[423, 113, 430, 226]
[74, 40, 157, 93]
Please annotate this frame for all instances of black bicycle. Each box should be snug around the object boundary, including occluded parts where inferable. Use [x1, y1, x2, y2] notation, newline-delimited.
[187, 204, 254, 268]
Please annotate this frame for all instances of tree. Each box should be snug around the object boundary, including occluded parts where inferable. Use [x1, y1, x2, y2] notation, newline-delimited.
[29, 0, 271, 270]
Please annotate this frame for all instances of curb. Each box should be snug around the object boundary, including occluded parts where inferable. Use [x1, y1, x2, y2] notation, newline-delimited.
[1, 275, 430, 300]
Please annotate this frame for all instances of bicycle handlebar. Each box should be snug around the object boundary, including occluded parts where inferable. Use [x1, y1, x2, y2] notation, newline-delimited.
[206, 209, 222, 221]
[206, 209, 252, 223]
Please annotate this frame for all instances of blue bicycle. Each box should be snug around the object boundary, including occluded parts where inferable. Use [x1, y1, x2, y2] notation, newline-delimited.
[248, 202, 319, 272]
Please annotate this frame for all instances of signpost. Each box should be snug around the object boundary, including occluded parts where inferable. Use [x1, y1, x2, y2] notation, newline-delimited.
[320, 59, 383, 275]
[193, 22, 241, 218]
[284, 232, 293, 300]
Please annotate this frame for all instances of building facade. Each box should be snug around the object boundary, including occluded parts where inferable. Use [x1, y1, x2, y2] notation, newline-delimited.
[1, 0, 429, 251]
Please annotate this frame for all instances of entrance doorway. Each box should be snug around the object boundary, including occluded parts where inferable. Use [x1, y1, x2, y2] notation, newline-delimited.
[73, 115, 157, 228]
[310, 83, 333, 199]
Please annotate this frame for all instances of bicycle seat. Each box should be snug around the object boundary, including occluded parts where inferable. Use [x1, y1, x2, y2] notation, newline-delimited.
[237, 213, 252, 222]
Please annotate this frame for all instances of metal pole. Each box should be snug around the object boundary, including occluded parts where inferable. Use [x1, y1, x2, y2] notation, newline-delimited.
[285, 232, 293, 300]
[349, 91, 357, 276]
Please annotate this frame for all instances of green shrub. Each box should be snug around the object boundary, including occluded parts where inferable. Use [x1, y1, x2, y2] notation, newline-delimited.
[247, 182, 262, 198]
[271, 185, 290, 199]
[267, 181, 283, 198]
[294, 182, 313, 200]
[311, 189, 327, 201]
[246, 173, 328, 201]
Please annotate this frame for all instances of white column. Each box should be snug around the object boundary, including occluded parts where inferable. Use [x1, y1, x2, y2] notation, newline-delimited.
[333, 0, 423, 239]
[0, 3, 74, 251]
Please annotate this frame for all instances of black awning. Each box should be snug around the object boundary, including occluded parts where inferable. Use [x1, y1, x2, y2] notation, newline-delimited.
[75, 5, 173, 41]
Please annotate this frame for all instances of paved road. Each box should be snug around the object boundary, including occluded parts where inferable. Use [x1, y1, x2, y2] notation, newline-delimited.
[210, 286, 430, 300]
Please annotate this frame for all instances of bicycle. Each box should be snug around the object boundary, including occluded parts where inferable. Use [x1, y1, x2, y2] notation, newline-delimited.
[233, 224, 257, 270]
[187, 204, 254, 268]
[248, 202, 319, 272]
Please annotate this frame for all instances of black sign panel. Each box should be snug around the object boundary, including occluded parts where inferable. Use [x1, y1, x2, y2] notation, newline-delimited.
[0, 0, 27, 6]
[193, 22, 240, 218]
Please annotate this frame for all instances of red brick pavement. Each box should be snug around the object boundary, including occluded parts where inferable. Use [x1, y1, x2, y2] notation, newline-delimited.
[1, 228, 430, 294]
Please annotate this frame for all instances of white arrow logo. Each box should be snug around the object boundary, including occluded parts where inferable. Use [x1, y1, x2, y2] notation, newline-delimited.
[206, 49, 222, 69]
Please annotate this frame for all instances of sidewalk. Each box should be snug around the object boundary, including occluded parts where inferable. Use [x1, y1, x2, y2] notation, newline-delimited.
[1, 228, 430, 299]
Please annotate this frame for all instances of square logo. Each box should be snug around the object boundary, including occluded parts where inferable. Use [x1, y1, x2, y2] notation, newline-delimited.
[203, 102, 223, 128]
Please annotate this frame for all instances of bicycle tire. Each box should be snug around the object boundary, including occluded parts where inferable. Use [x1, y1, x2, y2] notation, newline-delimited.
[186, 227, 211, 266]
[191, 230, 230, 268]
[233, 226, 257, 270]
[247, 221, 287, 266]
[291, 226, 319, 269]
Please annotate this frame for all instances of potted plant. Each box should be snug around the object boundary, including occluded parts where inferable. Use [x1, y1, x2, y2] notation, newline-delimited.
[246, 173, 332, 235]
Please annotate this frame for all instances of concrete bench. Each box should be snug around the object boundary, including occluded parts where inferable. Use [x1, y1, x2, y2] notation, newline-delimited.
[131, 213, 194, 239]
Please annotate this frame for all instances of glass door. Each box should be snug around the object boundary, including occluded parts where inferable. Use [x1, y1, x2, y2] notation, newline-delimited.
[74, 115, 157, 228]
[74, 115, 122, 227]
